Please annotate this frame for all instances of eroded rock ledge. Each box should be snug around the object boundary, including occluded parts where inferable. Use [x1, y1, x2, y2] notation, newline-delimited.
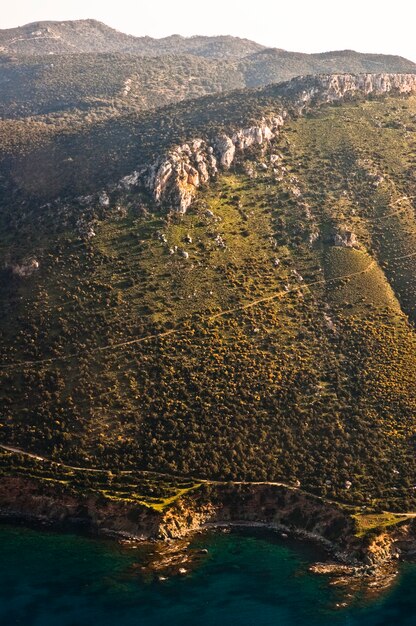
[114, 73, 416, 213]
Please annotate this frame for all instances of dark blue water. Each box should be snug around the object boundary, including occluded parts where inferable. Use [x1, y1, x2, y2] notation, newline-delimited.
[1, 524, 416, 626]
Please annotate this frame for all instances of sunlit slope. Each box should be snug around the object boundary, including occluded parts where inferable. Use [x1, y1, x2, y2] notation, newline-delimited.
[291, 96, 416, 322]
[1, 96, 416, 511]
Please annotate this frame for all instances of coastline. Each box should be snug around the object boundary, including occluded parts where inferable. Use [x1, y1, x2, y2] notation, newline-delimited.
[1, 474, 415, 597]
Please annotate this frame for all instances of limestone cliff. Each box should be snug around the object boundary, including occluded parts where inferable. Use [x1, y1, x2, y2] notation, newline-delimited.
[0, 477, 353, 546]
[146, 140, 218, 214]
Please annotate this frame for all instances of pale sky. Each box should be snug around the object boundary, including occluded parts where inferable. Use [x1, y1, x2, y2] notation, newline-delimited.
[2, 0, 416, 62]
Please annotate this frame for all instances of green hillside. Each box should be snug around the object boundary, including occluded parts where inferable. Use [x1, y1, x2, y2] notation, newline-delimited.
[1, 93, 416, 512]
[0, 53, 244, 118]
[241, 49, 416, 88]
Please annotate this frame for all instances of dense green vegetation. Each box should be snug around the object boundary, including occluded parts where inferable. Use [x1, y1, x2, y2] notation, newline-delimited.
[1, 50, 415, 121]
[0, 94, 416, 512]
[0, 80, 292, 200]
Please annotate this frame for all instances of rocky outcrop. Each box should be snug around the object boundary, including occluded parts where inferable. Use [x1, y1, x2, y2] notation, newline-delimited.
[160, 483, 356, 547]
[142, 118, 286, 213]
[214, 134, 236, 169]
[0, 476, 161, 539]
[145, 140, 218, 214]
[0, 476, 356, 548]
[320, 73, 416, 100]
[8, 258, 39, 278]
[278, 72, 416, 112]
[136, 73, 416, 213]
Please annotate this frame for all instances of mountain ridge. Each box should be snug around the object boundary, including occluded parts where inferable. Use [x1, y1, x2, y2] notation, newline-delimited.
[1, 20, 414, 124]
[0, 19, 265, 58]
[1, 19, 415, 66]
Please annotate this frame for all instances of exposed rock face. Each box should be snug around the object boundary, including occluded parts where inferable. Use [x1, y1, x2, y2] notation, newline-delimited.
[278, 73, 416, 112]
[215, 134, 235, 168]
[322, 73, 416, 100]
[79, 73, 416, 215]
[0, 476, 161, 539]
[0, 477, 353, 547]
[145, 116, 286, 212]
[139, 74, 416, 213]
[160, 483, 356, 546]
[232, 117, 285, 151]
[98, 190, 110, 208]
[146, 140, 218, 214]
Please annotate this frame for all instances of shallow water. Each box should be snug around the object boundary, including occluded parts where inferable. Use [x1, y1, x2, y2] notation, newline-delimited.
[1, 524, 416, 625]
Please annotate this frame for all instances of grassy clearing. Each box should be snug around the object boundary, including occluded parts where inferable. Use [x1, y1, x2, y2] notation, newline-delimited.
[354, 512, 411, 538]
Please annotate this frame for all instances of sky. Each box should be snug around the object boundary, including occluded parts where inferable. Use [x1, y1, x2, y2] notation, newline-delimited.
[2, 0, 416, 62]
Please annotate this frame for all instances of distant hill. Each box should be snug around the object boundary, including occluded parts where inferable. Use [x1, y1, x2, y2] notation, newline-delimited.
[241, 48, 416, 87]
[0, 20, 264, 58]
[0, 51, 415, 120]
[0, 53, 245, 118]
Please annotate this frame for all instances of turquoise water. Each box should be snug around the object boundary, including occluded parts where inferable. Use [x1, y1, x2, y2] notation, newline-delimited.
[1, 524, 416, 626]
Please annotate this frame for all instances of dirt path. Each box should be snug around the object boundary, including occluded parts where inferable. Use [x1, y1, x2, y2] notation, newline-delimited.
[3, 247, 416, 371]
[209, 258, 376, 321]
[1, 191, 415, 372]
[372, 195, 416, 220]
[0, 442, 293, 487]
[2, 443, 416, 518]
[0, 258, 377, 370]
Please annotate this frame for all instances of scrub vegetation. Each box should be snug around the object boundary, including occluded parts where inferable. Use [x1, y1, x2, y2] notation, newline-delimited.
[1, 93, 416, 513]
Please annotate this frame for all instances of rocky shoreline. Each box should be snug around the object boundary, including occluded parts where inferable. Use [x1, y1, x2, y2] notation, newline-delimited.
[1, 475, 415, 598]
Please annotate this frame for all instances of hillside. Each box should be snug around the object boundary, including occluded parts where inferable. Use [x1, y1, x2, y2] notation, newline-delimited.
[0, 21, 415, 121]
[0, 74, 416, 514]
[0, 53, 245, 118]
[241, 49, 416, 87]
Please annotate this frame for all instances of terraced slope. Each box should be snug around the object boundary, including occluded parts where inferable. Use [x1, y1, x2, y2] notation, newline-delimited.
[0, 90, 416, 512]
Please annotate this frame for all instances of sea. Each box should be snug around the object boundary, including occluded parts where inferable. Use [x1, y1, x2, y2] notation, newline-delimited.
[1, 523, 416, 626]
